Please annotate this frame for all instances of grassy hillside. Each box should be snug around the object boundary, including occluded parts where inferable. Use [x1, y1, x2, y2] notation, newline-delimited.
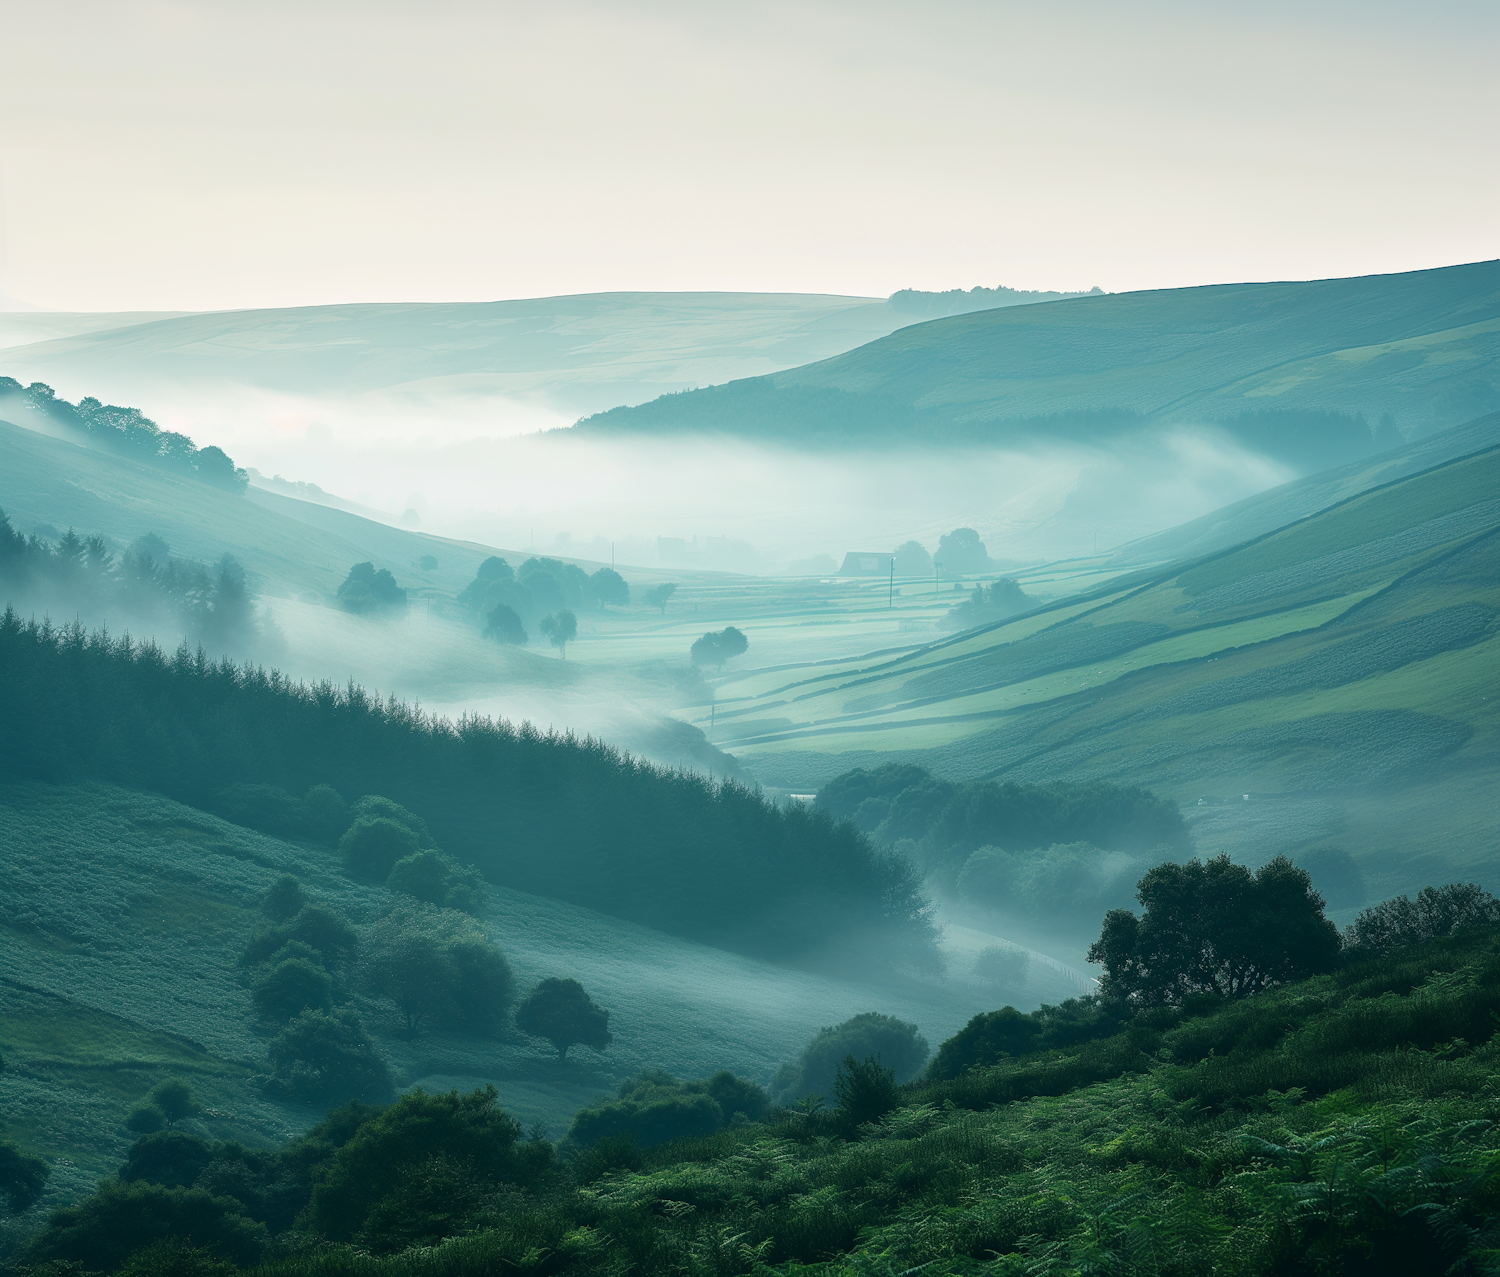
[17, 916, 1500, 1275]
[0, 780, 1053, 1256]
[581, 259, 1500, 452]
[703, 440, 1500, 903]
[0, 293, 910, 420]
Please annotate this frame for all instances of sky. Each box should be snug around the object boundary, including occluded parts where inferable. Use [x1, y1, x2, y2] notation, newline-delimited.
[1, 0, 1496, 313]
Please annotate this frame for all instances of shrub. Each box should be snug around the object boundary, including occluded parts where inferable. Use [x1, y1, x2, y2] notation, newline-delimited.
[147, 1079, 201, 1126]
[339, 817, 420, 879]
[772, 1012, 930, 1105]
[336, 562, 406, 615]
[387, 848, 486, 914]
[514, 978, 612, 1060]
[0, 1139, 49, 1214]
[265, 1008, 392, 1104]
[119, 1131, 216, 1189]
[483, 603, 526, 645]
[349, 795, 434, 846]
[565, 1070, 770, 1150]
[303, 1087, 545, 1244]
[244, 904, 357, 967]
[833, 1054, 899, 1125]
[126, 1103, 168, 1134]
[251, 955, 334, 1022]
[18, 1180, 267, 1271]
[447, 934, 515, 1035]
[1344, 883, 1500, 955]
[260, 874, 306, 923]
[364, 906, 514, 1036]
[973, 943, 1030, 989]
[300, 784, 350, 844]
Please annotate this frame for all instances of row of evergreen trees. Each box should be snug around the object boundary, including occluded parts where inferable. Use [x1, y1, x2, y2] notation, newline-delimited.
[0, 613, 939, 970]
[0, 511, 259, 652]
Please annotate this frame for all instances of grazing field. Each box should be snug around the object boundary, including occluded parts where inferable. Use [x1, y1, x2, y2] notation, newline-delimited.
[699, 444, 1500, 899]
[0, 781, 1081, 1252]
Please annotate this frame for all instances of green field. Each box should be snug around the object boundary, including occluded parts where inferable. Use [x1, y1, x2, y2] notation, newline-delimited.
[0, 780, 1083, 1254]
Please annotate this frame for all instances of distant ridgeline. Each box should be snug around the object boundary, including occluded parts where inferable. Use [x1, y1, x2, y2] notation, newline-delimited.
[0, 614, 938, 972]
[886, 283, 1105, 318]
[0, 377, 247, 491]
[576, 259, 1500, 461]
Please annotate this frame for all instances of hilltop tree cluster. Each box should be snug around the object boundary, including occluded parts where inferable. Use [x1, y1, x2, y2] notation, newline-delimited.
[0, 509, 259, 653]
[0, 378, 247, 490]
[0, 614, 939, 971]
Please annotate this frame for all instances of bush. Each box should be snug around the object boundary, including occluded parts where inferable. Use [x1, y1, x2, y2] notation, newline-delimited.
[300, 784, 349, 844]
[514, 978, 612, 1060]
[146, 1079, 201, 1126]
[772, 1012, 930, 1105]
[251, 955, 334, 1022]
[483, 603, 526, 646]
[339, 817, 420, 879]
[19, 1180, 267, 1271]
[387, 848, 486, 914]
[349, 795, 433, 846]
[302, 1087, 545, 1245]
[364, 906, 513, 1036]
[565, 1070, 770, 1150]
[244, 904, 357, 967]
[833, 1054, 899, 1125]
[0, 1139, 49, 1214]
[265, 1008, 392, 1104]
[336, 562, 406, 615]
[973, 943, 1029, 989]
[447, 934, 516, 1035]
[126, 1103, 168, 1134]
[260, 874, 306, 923]
[1344, 883, 1500, 955]
[119, 1131, 215, 1189]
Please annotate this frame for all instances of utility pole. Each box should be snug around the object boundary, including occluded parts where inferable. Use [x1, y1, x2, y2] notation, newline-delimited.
[889, 558, 894, 608]
[934, 560, 941, 593]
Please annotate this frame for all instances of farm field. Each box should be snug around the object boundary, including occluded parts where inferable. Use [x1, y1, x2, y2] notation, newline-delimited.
[700, 443, 1500, 897]
[0, 780, 1082, 1253]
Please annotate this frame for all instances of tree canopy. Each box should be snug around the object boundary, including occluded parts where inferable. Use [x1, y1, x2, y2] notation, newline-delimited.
[336, 563, 407, 615]
[1088, 855, 1340, 1004]
[690, 626, 748, 669]
[514, 978, 612, 1059]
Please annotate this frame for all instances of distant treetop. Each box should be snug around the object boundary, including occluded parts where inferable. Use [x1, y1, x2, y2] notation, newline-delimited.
[887, 284, 1104, 319]
[0, 377, 248, 492]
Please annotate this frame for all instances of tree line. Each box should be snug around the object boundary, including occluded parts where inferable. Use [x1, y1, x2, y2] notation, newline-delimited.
[0, 613, 939, 971]
[0, 378, 248, 491]
[0, 509, 260, 653]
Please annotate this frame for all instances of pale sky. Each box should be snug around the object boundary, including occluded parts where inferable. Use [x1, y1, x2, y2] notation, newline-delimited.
[2, 0, 1496, 312]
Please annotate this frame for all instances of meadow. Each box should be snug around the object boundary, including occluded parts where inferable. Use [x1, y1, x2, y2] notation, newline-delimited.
[0, 780, 1081, 1257]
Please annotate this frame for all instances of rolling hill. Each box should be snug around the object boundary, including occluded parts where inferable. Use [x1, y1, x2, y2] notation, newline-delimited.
[581, 259, 1500, 464]
[699, 434, 1500, 902]
[0, 293, 912, 421]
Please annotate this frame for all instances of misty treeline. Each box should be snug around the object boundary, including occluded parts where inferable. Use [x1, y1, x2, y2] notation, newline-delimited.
[457, 555, 628, 646]
[0, 377, 247, 491]
[0, 508, 262, 653]
[886, 283, 1106, 318]
[22, 891, 1500, 1276]
[818, 763, 1191, 933]
[0, 613, 938, 971]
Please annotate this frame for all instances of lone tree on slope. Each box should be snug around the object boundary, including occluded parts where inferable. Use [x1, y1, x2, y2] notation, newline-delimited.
[514, 977, 612, 1060]
[539, 609, 578, 658]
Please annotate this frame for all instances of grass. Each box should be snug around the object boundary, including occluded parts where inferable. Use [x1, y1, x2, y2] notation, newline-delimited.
[0, 780, 1082, 1255]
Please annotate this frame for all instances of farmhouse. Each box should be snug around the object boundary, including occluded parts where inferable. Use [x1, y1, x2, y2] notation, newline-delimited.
[838, 551, 895, 576]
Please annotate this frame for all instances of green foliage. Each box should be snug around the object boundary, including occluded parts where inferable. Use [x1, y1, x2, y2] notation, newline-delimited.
[0, 615, 939, 968]
[514, 978, 611, 1060]
[942, 576, 1033, 630]
[1090, 854, 1341, 1004]
[265, 1008, 393, 1104]
[364, 906, 514, 1036]
[339, 817, 421, 880]
[926, 996, 1135, 1080]
[566, 1070, 771, 1150]
[120, 1132, 216, 1189]
[117, 1236, 240, 1277]
[643, 581, 677, 614]
[1344, 882, 1500, 955]
[19, 1180, 267, 1271]
[245, 904, 358, 968]
[0, 1140, 49, 1214]
[301, 1087, 546, 1247]
[971, 942, 1028, 989]
[956, 840, 1140, 929]
[262, 874, 307, 923]
[301, 785, 350, 844]
[349, 796, 434, 847]
[126, 1103, 168, 1134]
[590, 567, 629, 607]
[772, 1013, 929, 1106]
[690, 625, 748, 669]
[481, 602, 525, 645]
[387, 849, 486, 914]
[336, 562, 407, 615]
[538, 608, 577, 656]
[147, 1079, 202, 1126]
[252, 955, 334, 1022]
[833, 1054, 899, 1125]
